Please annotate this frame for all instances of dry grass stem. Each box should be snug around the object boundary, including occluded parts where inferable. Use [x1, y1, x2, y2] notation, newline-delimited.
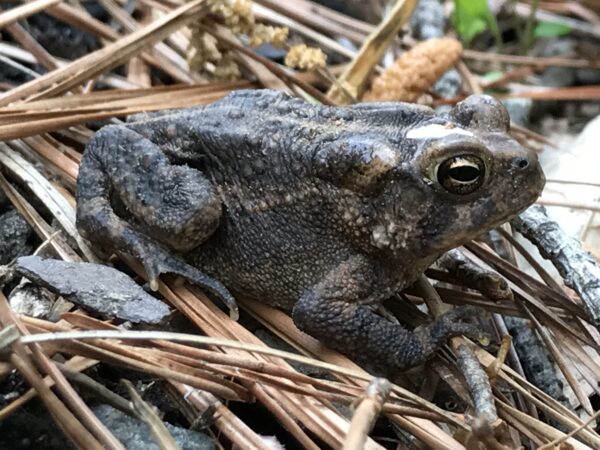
[122, 379, 181, 450]
[342, 378, 391, 450]
[327, 0, 418, 103]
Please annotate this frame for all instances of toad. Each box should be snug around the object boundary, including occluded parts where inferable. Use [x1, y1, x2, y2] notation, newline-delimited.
[76, 90, 545, 370]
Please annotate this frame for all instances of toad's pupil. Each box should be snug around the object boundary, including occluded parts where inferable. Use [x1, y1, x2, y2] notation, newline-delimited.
[437, 155, 485, 194]
[449, 164, 480, 182]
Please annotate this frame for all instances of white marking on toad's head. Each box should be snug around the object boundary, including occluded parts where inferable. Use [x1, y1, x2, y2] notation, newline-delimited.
[406, 124, 474, 140]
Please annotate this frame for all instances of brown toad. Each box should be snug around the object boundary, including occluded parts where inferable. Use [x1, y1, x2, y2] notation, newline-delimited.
[76, 90, 545, 370]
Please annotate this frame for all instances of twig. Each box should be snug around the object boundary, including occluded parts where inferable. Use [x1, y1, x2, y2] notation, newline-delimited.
[546, 179, 600, 188]
[172, 385, 273, 450]
[0, 294, 113, 449]
[536, 197, 600, 213]
[5, 20, 59, 72]
[0, 55, 39, 80]
[0, 0, 210, 106]
[456, 345, 497, 424]
[0, 324, 20, 350]
[0, 357, 98, 420]
[0, 0, 61, 29]
[453, 49, 600, 69]
[512, 205, 600, 325]
[342, 378, 391, 450]
[59, 365, 134, 416]
[515, 2, 600, 39]
[486, 335, 511, 383]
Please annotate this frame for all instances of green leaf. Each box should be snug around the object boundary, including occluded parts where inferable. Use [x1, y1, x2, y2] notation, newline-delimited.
[481, 70, 505, 83]
[452, 0, 502, 47]
[533, 21, 572, 38]
[455, 16, 488, 44]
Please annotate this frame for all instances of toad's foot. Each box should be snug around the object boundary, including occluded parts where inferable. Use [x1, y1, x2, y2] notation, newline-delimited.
[415, 305, 489, 354]
[437, 249, 513, 301]
[134, 234, 238, 320]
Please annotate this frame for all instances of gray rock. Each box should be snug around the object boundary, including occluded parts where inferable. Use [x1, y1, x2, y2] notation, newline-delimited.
[504, 315, 568, 429]
[433, 69, 461, 99]
[576, 68, 600, 85]
[410, 0, 445, 40]
[501, 98, 533, 126]
[0, 209, 32, 264]
[541, 67, 576, 88]
[535, 38, 577, 88]
[14, 256, 170, 324]
[93, 404, 215, 450]
[9, 282, 55, 319]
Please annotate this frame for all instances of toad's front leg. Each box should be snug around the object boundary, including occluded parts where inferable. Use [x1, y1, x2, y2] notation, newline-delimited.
[76, 124, 237, 317]
[292, 256, 486, 371]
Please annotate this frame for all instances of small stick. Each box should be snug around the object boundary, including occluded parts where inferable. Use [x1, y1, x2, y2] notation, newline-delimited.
[511, 205, 600, 325]
[538, 398, 600, 449]
[59, 364, 134, 416]
[327, 0, 418, 103]
[456, 344, 497, 425]
[342, 378, 391, 450]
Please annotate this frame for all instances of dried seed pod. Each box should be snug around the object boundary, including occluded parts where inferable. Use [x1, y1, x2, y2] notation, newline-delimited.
[248, 24, 289, 48]
[285, 44, 327, 71]
[363, 37, 463, 103]
[187, 0, 255, 80]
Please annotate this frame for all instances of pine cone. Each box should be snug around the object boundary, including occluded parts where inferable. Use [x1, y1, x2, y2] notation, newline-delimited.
[363, 37, 463, 103]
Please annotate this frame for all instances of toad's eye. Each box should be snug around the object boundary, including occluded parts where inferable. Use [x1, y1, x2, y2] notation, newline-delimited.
[437, 155, 485, 195]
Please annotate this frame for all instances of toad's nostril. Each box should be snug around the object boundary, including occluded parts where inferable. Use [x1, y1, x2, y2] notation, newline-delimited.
[516, 158, 529, 169]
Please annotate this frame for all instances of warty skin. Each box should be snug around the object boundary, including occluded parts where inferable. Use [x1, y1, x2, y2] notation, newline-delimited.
[76, 90, 545, 371]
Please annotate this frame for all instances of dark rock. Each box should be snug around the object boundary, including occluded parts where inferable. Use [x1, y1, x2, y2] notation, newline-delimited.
[14, 256, 170, 324]
[504, 316, 568, 405]
[25, 13, 101, 60]
[0, 209, 32, 264]
[312, 0, 383, 23]
[0, 401, 73, 450]
[534, 38, 577, 88]
[93, 404, 215, 450]
[576, 68, 600, 85]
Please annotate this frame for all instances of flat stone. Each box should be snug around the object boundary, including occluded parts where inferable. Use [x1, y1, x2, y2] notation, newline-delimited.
[14, 256, 170, 324]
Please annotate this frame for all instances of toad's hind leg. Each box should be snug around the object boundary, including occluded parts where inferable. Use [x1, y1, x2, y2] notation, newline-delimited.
[292, 256, 487, 371]
[76, 125, 237, 317]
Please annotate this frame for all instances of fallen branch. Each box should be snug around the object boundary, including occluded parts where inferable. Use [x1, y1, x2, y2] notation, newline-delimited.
[512, 205, 600, 325]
